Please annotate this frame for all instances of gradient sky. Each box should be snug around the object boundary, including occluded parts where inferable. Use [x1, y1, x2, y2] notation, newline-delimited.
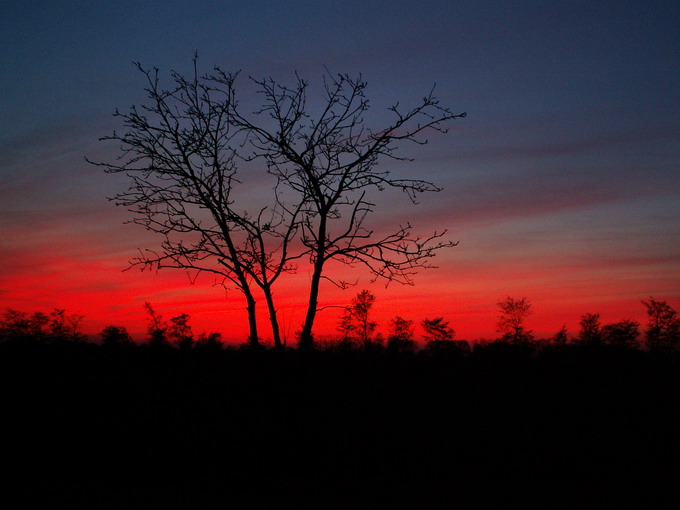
[2, 0, 679, 343]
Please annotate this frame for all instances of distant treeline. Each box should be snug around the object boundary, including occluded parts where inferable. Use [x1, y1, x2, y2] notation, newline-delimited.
[2, 295, 678, 356]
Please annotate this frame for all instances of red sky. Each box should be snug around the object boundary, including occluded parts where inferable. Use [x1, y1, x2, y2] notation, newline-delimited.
[2, 179, 677, 344]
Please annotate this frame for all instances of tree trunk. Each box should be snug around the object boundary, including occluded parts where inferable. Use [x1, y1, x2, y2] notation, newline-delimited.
[263, 287, 283, 351]
[300, 257, 325, 349]
[243, 287, 259, 348]
[300, 213, 327, 350]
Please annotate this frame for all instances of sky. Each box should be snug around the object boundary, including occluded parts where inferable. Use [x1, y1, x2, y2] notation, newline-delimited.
[1, 0, 679, 343]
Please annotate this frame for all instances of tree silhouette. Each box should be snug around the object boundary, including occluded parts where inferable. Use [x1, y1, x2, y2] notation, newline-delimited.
[90, 57, 303, 350]
[552, 324, 569, 345]
[337, 290, 378, 349]
[336, 310, 355, 345]
[101, 325, 133, 346]
[387, 316, 416, 353]
[145, 302, 169, 347]
[220, 70, 464, 347]
[421, 317, 455, 343]
[169, 313, 194, 350]
[496, 297, 533, 344]
[195, 331, 223, 351]
[48, 309, 84, 342]
[642, 298, 680, 353]
[578, 313, 602, 346]
[0, 309, 31, 340]
[601, 319, 639, 348]
[28, 312, 50, 339]
[2, 309, 60, 342]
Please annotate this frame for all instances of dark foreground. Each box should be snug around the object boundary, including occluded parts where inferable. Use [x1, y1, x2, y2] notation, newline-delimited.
[2, 341, 678, 509]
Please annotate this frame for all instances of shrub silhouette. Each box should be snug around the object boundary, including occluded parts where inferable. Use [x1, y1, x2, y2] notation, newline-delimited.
[100, 325, 133, 347]
[195, 332, 224, 352]
[601, 319, 640, 348]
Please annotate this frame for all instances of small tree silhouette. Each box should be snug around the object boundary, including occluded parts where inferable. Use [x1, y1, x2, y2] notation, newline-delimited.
[336, 311, 355, 345]
[0, 309, 30, 340]
[496, 297, 533, 344]
[195, 332, 223, 351]
[552, 324, 569, 345]
[49, 309, 69, 340]
[169, 313, 194, 350]
[422, 317, 467, 355]
[101, 325, 133, 347]
[337, 290, 378, 349]
[49, 309, 85, 342]
[145, 302, 169, 347]
[28, 312, 49, 340]
[1, 309, 51, 342]
[387, 316, 416, 353]
[422, 317, 455, 343]
[578, 313, 602, 346]
[642, 297, 680, 353]
[601, 319, 639, 348]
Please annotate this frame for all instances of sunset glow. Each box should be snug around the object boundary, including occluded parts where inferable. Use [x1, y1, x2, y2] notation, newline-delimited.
[1, 1, 678, 345]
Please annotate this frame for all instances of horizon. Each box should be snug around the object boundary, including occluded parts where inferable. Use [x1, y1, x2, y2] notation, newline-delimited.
[2, 293, 671, 347]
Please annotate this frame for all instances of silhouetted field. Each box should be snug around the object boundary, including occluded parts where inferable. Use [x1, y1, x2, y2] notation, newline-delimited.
[2, 339, 678, 508]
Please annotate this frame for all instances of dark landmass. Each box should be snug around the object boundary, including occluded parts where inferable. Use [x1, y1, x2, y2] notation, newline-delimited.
[2, 339, 678, 509]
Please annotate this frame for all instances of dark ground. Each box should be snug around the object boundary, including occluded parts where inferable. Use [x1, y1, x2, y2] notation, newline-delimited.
[2, 341, 678, 509]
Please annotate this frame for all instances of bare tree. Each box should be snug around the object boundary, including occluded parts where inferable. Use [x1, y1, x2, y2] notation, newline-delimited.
[497, 297, 533, 344]
[93, 59, 462, 349]
[90, 58, 302, 349]
[219, 70, 464, 347]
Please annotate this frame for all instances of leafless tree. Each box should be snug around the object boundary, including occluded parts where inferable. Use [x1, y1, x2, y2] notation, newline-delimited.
[218, 70, 464, 347]
[90, 58, 303, 349]
[93, 58, 462, 350]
